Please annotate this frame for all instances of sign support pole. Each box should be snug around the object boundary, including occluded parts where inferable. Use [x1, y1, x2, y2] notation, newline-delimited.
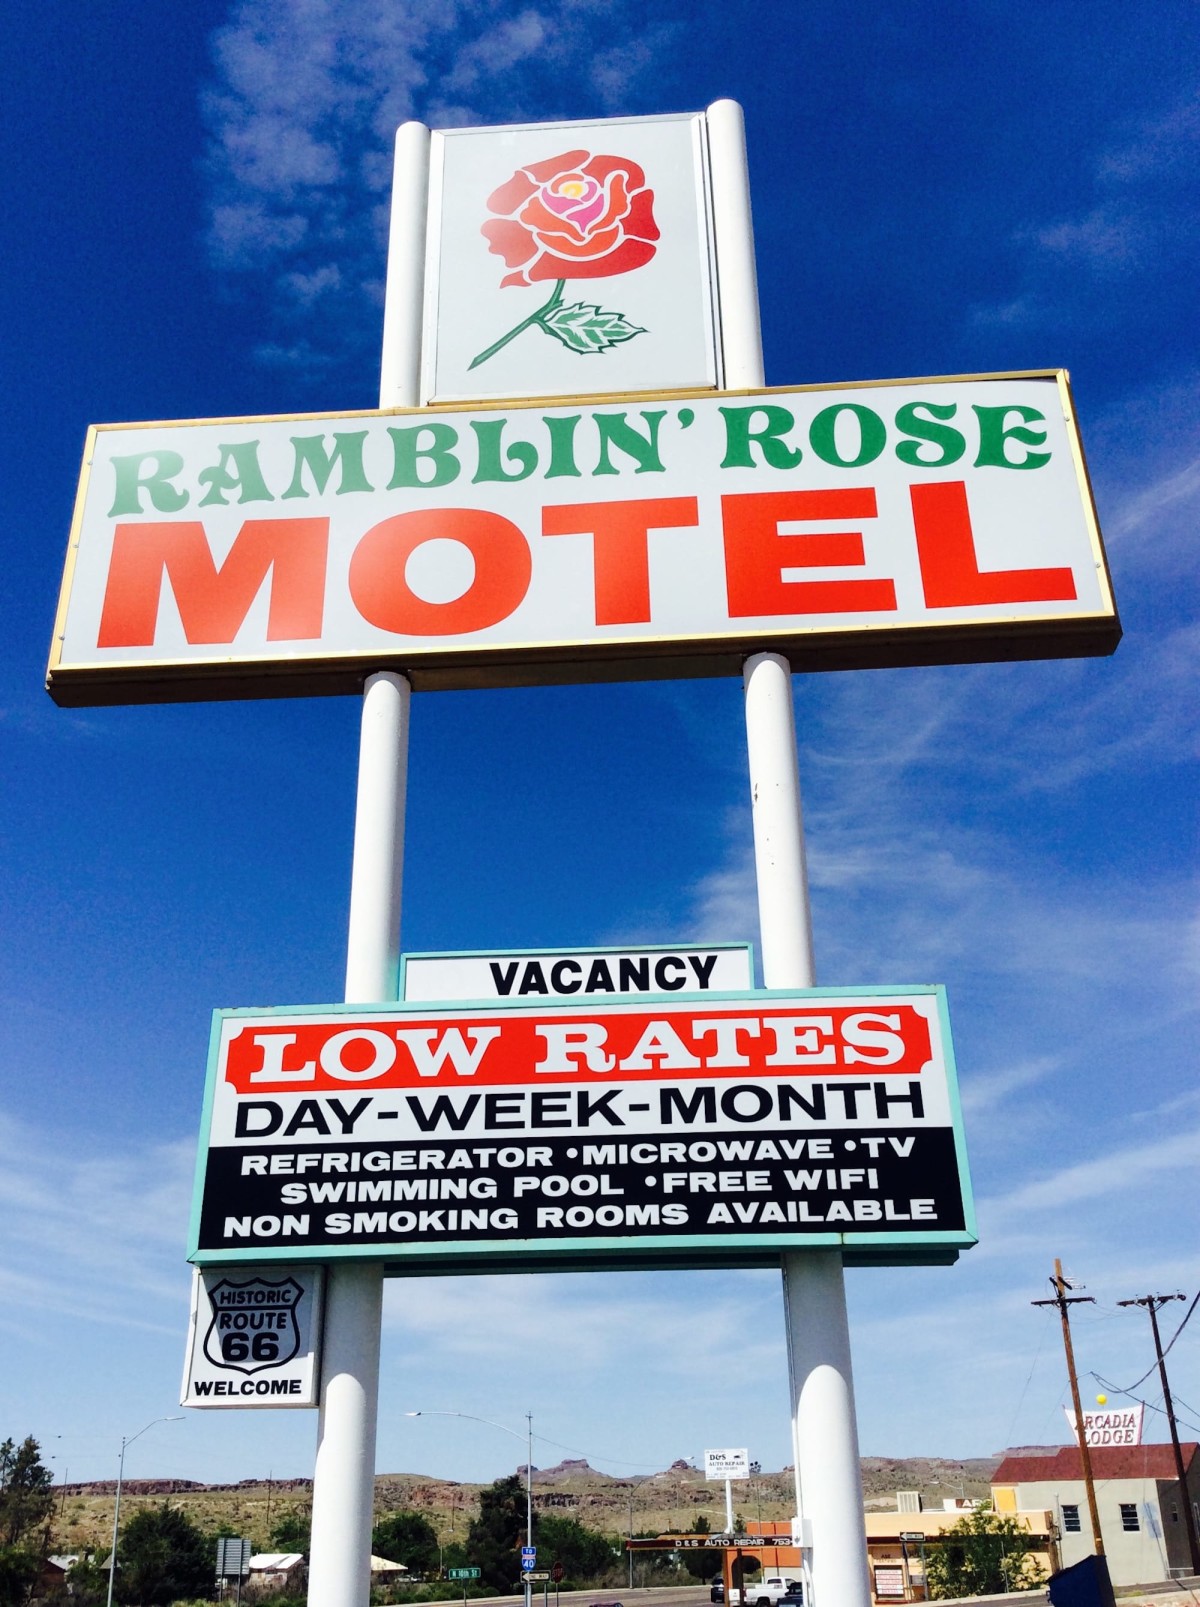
[710, 98, 871, 1607]
[307, 117, 429, 1607]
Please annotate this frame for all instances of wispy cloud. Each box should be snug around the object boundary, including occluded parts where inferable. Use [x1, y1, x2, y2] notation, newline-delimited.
[202, 0, 676, 372]
[0, 1111, 194, 1337]
[970, 87, 1199, 332]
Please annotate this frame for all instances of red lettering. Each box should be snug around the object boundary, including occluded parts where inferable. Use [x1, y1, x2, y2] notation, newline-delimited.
[911, 480, 1077, 607]
[348, 509, 531, 635]
[721, 490, 896, 616]
[97, 519, 328, 646]
[541, 497, 699, 625]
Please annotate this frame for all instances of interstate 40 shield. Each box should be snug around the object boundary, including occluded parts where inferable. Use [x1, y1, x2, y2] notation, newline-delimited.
[188, 986, 975, 1273]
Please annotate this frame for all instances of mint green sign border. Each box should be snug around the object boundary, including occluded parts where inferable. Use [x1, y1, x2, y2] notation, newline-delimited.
[187, 984, 977, 1274]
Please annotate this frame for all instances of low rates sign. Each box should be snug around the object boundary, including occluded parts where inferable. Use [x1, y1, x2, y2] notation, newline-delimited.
[188, 987, 975, 1272]
[49, 374, 1116, 705]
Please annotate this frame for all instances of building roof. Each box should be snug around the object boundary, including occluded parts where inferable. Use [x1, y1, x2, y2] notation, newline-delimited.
[865, 1510, 1052, 1540]
[248, 1553, 306, 1571]
[993, 1444, 1199, 1484]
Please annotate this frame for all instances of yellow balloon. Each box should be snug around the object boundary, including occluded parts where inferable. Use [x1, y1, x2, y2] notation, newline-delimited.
[1096, 1395, 1107, 1406]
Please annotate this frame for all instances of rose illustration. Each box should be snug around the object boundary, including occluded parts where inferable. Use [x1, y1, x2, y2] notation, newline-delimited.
[469, 149, 659, 370]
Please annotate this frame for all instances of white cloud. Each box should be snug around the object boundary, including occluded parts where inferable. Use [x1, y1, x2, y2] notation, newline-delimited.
[201, 0, 675, 368]
[0, 1111, 194, 1334]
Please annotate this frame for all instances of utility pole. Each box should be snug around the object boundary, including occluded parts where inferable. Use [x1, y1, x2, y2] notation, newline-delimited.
[1033, 1260, 1105, 1556]
[1118, 1294, 1200, 1577]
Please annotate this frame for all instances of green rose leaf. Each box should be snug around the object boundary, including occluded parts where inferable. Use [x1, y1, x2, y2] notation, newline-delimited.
[540, 301, 646, 355]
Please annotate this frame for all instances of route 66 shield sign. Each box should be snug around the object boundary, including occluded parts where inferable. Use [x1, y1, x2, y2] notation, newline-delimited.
[181, 1266, 324, 1408]
[202, 1274, 303, 1373]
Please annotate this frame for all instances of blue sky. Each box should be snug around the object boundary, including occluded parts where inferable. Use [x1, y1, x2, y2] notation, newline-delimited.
[2, 0, 1197, 1497]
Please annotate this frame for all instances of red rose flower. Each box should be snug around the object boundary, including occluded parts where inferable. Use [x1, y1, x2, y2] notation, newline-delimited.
[481, 149, 659, 288]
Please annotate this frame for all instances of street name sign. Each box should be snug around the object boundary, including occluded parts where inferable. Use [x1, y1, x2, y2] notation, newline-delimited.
[48, 374, 1116, 706]
[400, 945, 753, 1001]
[187, 986, 974, 1272]
[447, 1569, 481, 1580]
[180, 1264, 324, 1408]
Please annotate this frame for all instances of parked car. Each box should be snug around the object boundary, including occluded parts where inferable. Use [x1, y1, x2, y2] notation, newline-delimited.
[710, 1581, 725, 1604]
[729, 1576, 803, 1607]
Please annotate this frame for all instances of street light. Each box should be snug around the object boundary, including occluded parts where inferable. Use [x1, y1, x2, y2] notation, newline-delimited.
[405, 1410, 534, 1607]
[105, 1416, 183, 1607]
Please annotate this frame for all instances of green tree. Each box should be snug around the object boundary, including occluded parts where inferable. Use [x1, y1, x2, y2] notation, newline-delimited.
[0, 1438, 54, 1549]
[114, 1503, 214, 1605]
[465, 1475, 531, 1593]
[0, 1436, 55, 1606]
[536, 1515, 612, 1582]
[0, 1547, 39, 1607]
[924, 1504, 1046, 1599]
[270, 1506, 312, 1552]
[372, 1511, 440, 1574]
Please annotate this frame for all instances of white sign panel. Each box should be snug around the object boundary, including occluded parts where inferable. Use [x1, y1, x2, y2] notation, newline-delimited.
[421, 113, 719, 402]
[187, 987, 975, 1273]
[401, 945, 753, 1001]
[180, 1264, 324, 1408]
[705, 1448, 750, 1481]
[48, 374, 1117, 706]
[1065, 1404, 1144, 1447]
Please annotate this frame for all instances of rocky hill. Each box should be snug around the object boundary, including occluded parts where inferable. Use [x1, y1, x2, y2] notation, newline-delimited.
[51, 1454, 1001, 1555]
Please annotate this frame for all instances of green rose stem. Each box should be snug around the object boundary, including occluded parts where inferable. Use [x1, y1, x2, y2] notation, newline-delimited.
[468, 279, 566, 370]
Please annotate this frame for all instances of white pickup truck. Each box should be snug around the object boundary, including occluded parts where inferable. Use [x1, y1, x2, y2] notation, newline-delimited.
[729, 1575, 803, 1607]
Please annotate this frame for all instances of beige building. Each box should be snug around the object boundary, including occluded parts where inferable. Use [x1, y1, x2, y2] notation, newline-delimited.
[992, 1443, 1200, 1588]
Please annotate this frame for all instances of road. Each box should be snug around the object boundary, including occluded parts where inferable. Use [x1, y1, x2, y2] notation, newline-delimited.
[471, 1588, 711, 1607]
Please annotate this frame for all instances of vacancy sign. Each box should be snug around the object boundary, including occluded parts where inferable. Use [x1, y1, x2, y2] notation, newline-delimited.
[187, 987, 975, 1272]
[48, 372, 1116, 706]
[400, 944, 753, 1001]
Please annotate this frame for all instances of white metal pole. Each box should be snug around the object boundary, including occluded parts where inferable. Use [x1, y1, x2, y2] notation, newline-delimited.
[725, 1477, 734, 1533]
[744, 654, 870, 1607]
[781, 1252, 870, 1607]
[307, 1262, 385, 1607]
[743, 654, 816, 991]
[706, 99, 764, 390]
[104, 1437, 126, 1607]
[526, 1412, 534, 1607]
[307, 120, 428, 1607]
[715, 88, 871, 1607]
[380, 121, 431, 410]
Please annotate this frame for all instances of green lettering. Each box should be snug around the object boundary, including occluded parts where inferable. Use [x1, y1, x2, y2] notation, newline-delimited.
[972, 405, 1050, 469]
[470, 419, 538, 484]
[894, 402, 966, 468]
[387, 423, 461, 488]
[197, 441, 275, 507]
[544, 415, 582, 479]
[808, 404, 886, 468]
[108, 451, 189, 517]
[718, 406, 802, 469]
[284, 432, 373, 498]
[592, 411, 666, 476]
